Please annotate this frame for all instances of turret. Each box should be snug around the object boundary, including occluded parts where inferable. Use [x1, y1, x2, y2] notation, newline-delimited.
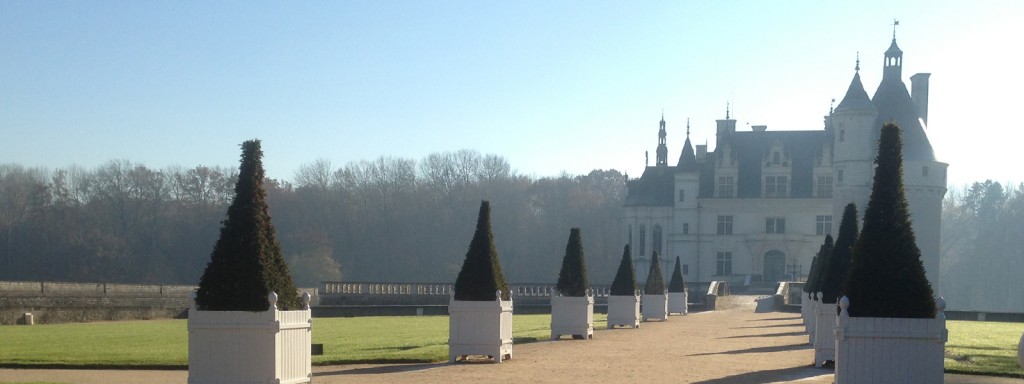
[715, 104, 737, 149]
[656, 114, 668, 167]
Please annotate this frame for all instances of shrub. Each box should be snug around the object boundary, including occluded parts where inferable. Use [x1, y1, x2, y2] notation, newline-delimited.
[195, 140, 301, 311]
[805, 235, 833, 299]
[820, 203, 858, 304]
[668, 256, 686, 293]
[556, 228, 590, 297]
[453, 201, 510, 301]
[644, 251, 666, 295]
[843, 123, 936, 318]
[609, 245, 638, 296]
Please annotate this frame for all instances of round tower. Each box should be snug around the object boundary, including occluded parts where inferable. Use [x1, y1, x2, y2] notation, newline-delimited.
[831, 55, 878, 224]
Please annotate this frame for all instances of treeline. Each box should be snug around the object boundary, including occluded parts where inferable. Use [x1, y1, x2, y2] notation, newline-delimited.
[0, 150, 626, 287]
[940, 180, 1024, 312]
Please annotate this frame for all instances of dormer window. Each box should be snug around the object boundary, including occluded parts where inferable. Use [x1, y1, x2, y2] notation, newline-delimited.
[773, 152, 781, 164]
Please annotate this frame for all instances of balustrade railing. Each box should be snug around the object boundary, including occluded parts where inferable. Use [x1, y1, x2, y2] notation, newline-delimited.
[321, 282, 612, 298]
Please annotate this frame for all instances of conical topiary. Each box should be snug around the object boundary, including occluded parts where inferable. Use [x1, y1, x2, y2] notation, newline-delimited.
[195, 140, 301, 311]
[668, 256, 686, 293]
[843, 123, 936, 318]
[820, 203, 858, 304]
[556, 228, 590, 297]
[609, 245, 638, 296]
[644, 251, 666, 295]
[453, 201, 510, 301]
[803, 255, 819, 294]
[805, 235, 833, 300]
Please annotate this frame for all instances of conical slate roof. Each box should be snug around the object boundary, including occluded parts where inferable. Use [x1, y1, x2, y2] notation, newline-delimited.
[871, 70, 935, 162]
[676, 136, 698, 171]
[835, 72, 876, 112]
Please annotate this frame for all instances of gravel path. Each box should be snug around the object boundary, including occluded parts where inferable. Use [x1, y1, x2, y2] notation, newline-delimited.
[2, 296, 1020, 383]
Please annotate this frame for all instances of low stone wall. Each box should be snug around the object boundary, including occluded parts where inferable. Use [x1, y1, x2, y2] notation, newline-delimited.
[0, 281, 319, 325]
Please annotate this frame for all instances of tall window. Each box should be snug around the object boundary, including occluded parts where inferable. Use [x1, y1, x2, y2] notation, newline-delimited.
[638, 224, 646, 258]
[717, 176, 735, 198]
[682, 223, 690, 234]
[652, 225, 663, 256]
[837, 169, 844, 183]
[716, 252, 733, 276]
[817, 176, 834, 198]
[678, 189, 685, 202]
[816, 215, 833, 236]
[717, 215, 733, 235]
[766, 217, 786, 234]
[765, 175, 788, 198]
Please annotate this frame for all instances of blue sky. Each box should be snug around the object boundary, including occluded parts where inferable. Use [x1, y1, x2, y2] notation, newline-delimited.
[2, 1, 1020, 187]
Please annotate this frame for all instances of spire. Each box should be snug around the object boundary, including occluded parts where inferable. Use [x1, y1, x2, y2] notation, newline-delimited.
[893, 19, 899, 40]
[855, 52, 860, 72]
[656, 113, 668, 166]
[676, 117, 697, 170]
[725, 102, 730, 119]
[835, 53, 876, 112]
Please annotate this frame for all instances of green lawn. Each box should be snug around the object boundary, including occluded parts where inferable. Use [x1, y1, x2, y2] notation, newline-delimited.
[0, 314, 607, 368]
[1, 315, 1020, 377]
[945, 320, 1024, 377]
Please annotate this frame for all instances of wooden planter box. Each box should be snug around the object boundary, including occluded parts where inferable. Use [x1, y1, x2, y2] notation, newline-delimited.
[606, 294, 641, 329]
[448, 291, 513, 363]
[550, 294, 594, 340]
[813, 299, 838, 367]
[188, 292, 312, 384]
[834, 296, 947, 384]
[668, 291, 688, 315]
[642, 293, 668, 322]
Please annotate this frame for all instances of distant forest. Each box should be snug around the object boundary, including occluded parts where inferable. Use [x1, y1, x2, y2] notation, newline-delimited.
[0, 150, 625, 287]
[1, 156, 1020, 312]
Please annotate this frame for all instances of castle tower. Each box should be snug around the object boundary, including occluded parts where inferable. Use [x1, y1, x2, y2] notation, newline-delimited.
[656, 114, 668, 166]
[831, 55, 878, 230]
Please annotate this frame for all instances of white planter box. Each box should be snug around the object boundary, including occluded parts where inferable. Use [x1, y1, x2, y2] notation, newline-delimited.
[813, 299, 837, 367]
[550, 294, 594, 340]
[834, 296, 947, 384]
[642, 293, 668, 321]
[806, 295, 817, 345]
[606, 294, 641, 329]
[1017, 333, 1023, 368]
[188, 292, 312, 384]
[668, 291, 688, 315]
[801, 292, 811, 328]
[448, 292, 513, 363]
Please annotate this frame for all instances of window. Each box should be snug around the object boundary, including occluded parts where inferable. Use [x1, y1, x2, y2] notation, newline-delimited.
[839, 129, 845, 142]
[682, 264, 689, 275]
[838, 169, 844, 183]
[652, 225, 663, 256]
[716, 252, 733, 276]
[682, 223, 689, 234]
[923, 166, 929, 177]
[638, 224, 646, 257]
[772, 152, 781, 164]
[717, 176, 735, 198]
[766, 217, 786, 234]
[817, 176, 834, 198]
[816, 215, 833, 236]
[765, 175, 788, 198]
[678, 189, 685, 202]
[717, 215, 733, 235]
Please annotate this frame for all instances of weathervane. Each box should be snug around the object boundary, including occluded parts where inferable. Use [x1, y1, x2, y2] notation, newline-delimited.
[893, 19, 899, 39]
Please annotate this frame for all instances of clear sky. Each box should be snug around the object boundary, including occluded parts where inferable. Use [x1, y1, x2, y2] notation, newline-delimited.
[2, 1, 1020, 187]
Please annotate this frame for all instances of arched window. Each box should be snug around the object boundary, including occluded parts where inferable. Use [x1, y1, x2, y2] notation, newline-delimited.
[638, 224, 646, 258]
[653, 224, 663, 256]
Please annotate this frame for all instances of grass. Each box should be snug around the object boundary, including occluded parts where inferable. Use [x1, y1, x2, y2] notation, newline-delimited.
[944, 320, 1024, 378]
[0, 314, 608, 368]
[1, 315, 1020, 377]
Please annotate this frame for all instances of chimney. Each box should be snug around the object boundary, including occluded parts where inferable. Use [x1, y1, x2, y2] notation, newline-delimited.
[911, 73, 930, 126]
[751, 125, 767, 132]
[696, 145, 707, 162]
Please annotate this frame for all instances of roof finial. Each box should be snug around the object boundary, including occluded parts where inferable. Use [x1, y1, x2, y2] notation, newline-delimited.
[855, 52, 860, 72]
[726, 102, 730, 119]
[893, 19, 899, 40]
[830, 98, 835, 115]
[686, 118, 691, 137]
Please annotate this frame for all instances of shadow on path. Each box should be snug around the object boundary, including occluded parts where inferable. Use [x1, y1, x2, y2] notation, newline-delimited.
[316, 363, 443, 376]
[749, 316, 802, 322]
[719, 331, 807, 339]
[734, 323, 803, 329]
[691, 365, 830, 384]
[688, 343, 810, 356]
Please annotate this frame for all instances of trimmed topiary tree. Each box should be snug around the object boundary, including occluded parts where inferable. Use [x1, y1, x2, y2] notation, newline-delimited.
[453, 200, 510, 301]
[805, 235, 834, 300]
[821, 203, 858, 304]
[610, 245, 638, 296]
[556, 228, 589, 297]
[644, 251, 665, 295]
[195, 139, 301, 311]
[668, 256, 686, 293]
[843, 123, 936, 318]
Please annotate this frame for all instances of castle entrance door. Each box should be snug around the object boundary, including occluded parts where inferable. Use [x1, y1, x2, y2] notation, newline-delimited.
[763, 251, 786, 282]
